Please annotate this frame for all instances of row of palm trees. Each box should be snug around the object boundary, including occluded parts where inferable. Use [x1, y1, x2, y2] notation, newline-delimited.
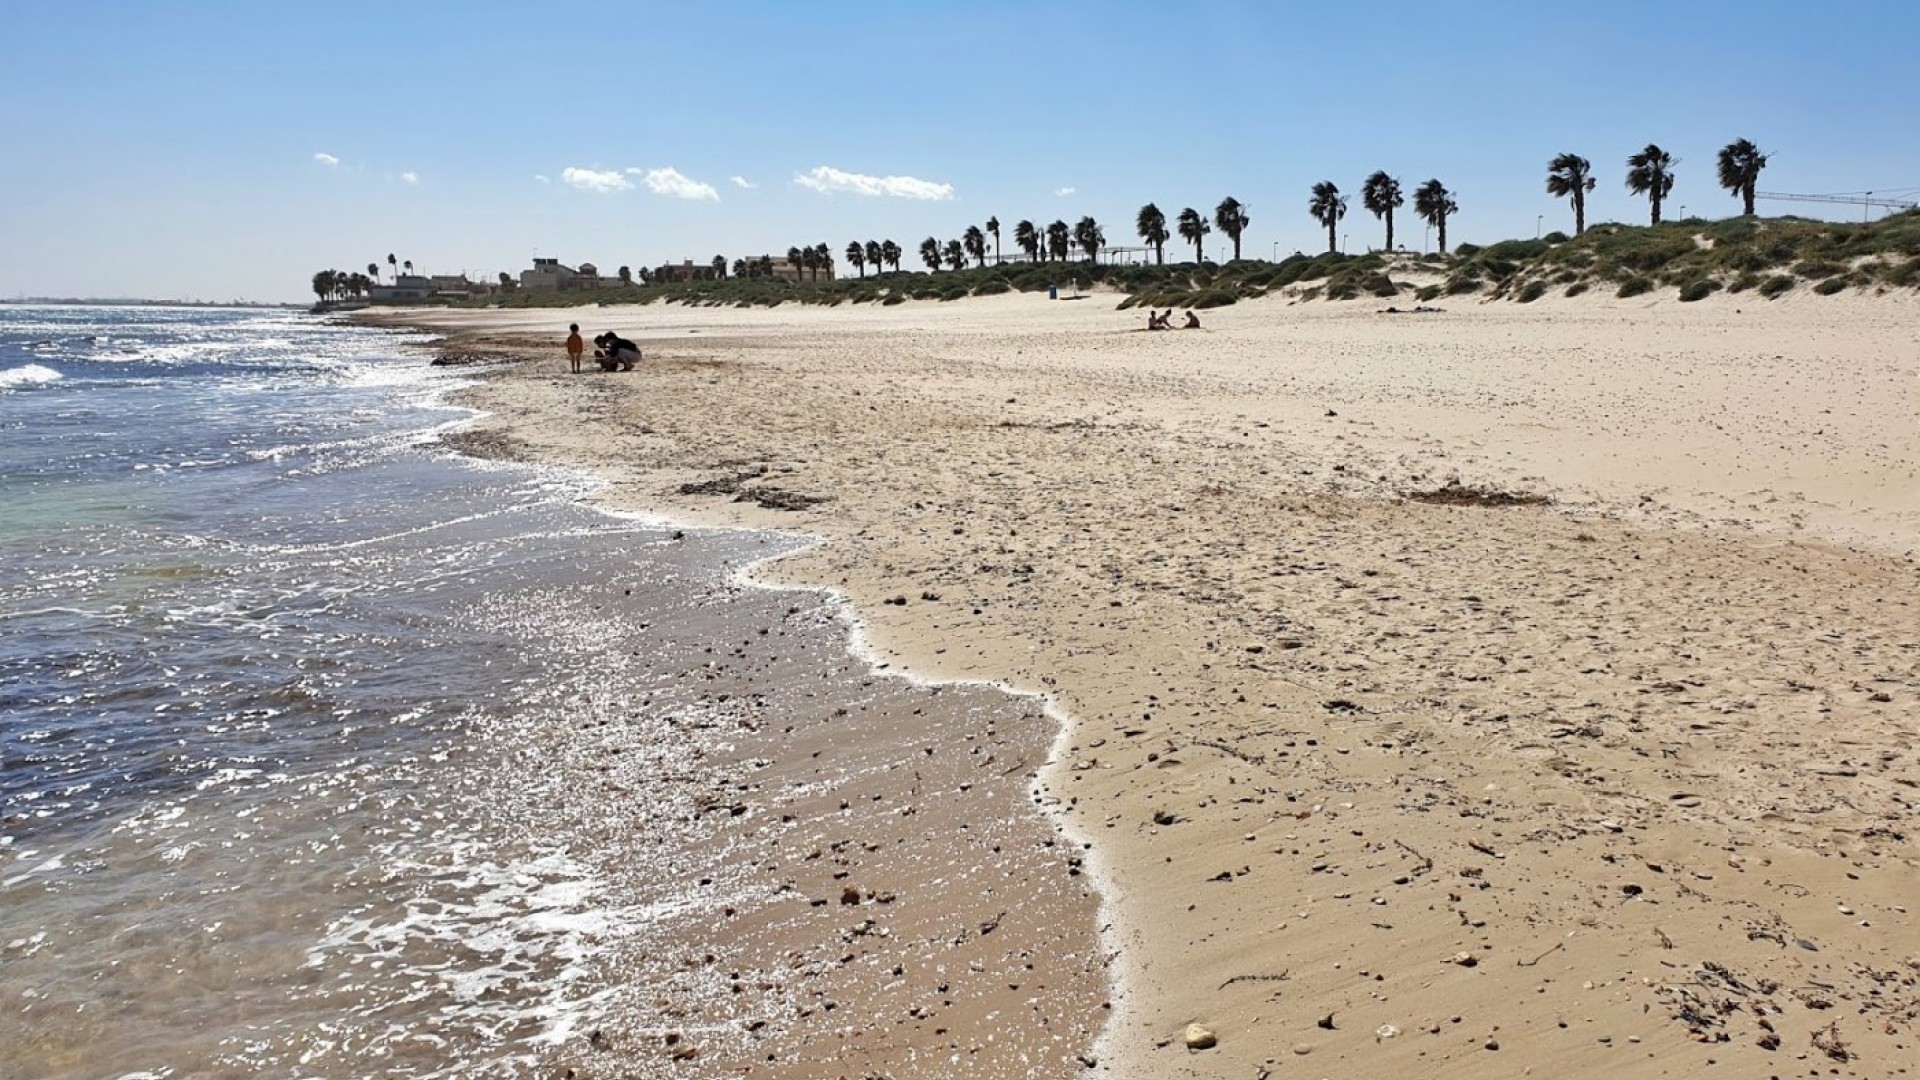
[1300, 175, 1460, 255]
[311, 268, 375, 301]
[1547, 138, 1768, 235]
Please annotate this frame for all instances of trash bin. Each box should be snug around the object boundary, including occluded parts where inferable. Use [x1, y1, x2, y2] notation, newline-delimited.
[1047, 285, 1058, 300]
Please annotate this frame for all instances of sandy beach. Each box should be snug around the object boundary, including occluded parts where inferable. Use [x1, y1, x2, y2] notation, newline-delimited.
[368, 289, 1920, 1078]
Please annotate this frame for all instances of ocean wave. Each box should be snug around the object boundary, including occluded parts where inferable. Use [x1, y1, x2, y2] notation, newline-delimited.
[0, 363, 61, 389]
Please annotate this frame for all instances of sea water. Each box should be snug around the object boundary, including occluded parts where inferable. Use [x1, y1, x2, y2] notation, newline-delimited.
[0, 306, 800, 1078]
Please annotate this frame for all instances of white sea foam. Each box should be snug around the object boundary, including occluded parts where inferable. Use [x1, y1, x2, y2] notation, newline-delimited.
[0, 363, 61, 389]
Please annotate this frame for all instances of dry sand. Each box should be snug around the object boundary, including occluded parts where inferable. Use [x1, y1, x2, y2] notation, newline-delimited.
[367, 288, 1919, 1078]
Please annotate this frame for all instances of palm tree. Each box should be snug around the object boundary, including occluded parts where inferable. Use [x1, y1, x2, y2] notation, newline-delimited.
[1136, 203, 1169, 265]
[387, 253, 397, 280]
[846, 241, 867, 277]
[1014, 220, 1040, 262]
[402, 260, 413, 277]
[800, 247, 819, 282]
[1361, 171, 1404, 251]
[813, 242, 831, 281]
[312, 270, 334, 302]
[920, 237, 942, 271]
[1214, 197, 1250, 261]
[366, 261, 380, 283]
[986, 216, 1001, 264]
[943, 239, 967, 271]
[618, 265, 633, 283]
[1716, 138, 1768, 216]
[1545, 153, 1596, 236]
[881, 240, 901, 273]
[732, 258, 748, 278]
[1412, 179, 1459, 254]
[865, 240, 883, 274]
[963, 225, 987, 268]
[1177, 207, 1210, 262]
[1626, 144, 1678, 225]
[787, 245, 804, 279]
[1046, 220, 1071, 262]
[1308, 182, 1346, 253]
[1073, 216, 1104, 263]
[711, 255, 727, 278]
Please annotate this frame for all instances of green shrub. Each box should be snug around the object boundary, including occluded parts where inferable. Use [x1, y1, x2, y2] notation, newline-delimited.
[1191, 289, 1238, 309]
[1453, 242, 1483, 258]
[1616, 276, 1655, 298]
[1793, 259, 1846, 279]
[1678, 279, 1721, 302]
[1759, 275, 1795, 299]
[881, 294, 907, 305]
[1565, 281, 1590, 297]
[1727, 273, 1760, 293]
[1543, 231, 1571, 245]
[1445, 277, 1483, 295]
[1813, 276, 1851, 295]
[1885, 260, 1920, 288]
[1517, 280, 1547, 303]
[974, 279, 1010, 296]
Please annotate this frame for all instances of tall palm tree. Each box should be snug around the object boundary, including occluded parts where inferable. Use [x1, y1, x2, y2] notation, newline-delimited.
[865, 240, 883, 274]
[1214, 197, 1250, 261]
[1073, 216, 1104, 263]
[1014, 220, 1040, 262]
[1046, 220, 1071, 262]
[1716, 138, 1768, 216]
[1136, 203, 1170, 265]
[963, 225, 987, 268]
[986, 216, 1001, 264]
[732, 258, 748, 278]
[387, 253, 397, 280]
[881, 240, 901, 272]
[1361, 172, 1404, 252]
[1176, 207, 1209, 262]
[402, 259, 413, 277]
[1412, 179, 1459, 254]
[787, 245, 804, 279]
[1626, 144, 1678, 225]
[711, 255, 726, 278]
[944, 239, 967, 271]
[846, 241, 867, 277]
[1308, 182, 1346, 253]
[813, 242, 831, 281]
[366, 261, 380, 283]
[919, 237, 942, 271]
[618, 265, 633, 283]
[800, 247, 818, 281]
[1545, 153, 1596, 236]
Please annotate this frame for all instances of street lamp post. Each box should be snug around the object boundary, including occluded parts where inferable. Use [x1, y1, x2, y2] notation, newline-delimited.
[1536, 214, 1543, 239]
[1342, 233, 1349, 254]
[1272, 241, 1279, 262]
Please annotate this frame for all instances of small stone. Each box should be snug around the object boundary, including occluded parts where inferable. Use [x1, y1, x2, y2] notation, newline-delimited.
[1292, 1043, 1313, 1055]
[1318, 1013, 1337, 1030]
[1184, 1023, 1217, 1050]
[1484, 1038, 1500, 1051]
[1376, 1024, 1401, 1040]
[1837, 904, 1855, 915]
[1451, 952, 1478, 967]
[840, 886, 861, 905]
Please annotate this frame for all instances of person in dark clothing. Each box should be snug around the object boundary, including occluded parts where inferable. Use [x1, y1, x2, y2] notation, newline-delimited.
[593, 332, 641, 371]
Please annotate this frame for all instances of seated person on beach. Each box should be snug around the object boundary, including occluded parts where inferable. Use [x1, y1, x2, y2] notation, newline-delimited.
[1182, 310, 1200, 329]
[1145, 310, 1166, 331]
[594, 332, 641, 371]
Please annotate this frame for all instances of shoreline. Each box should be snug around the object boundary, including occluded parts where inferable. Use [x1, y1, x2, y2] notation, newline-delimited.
[370, 292, 1920, 1078]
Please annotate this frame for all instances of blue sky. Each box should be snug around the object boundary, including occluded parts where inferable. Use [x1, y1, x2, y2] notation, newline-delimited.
[3, 0, 1916, 301]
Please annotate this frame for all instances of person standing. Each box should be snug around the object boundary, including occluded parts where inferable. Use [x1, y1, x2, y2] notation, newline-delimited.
[565, 323, 585, 373]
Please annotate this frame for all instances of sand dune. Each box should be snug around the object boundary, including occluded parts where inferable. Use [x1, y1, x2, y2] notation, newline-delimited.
[369, 290, 1920, 1078]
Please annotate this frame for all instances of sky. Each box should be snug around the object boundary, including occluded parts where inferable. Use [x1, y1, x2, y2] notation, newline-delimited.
[3, 0, 1917, 302]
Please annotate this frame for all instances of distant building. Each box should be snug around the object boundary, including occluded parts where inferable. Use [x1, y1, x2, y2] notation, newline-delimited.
[745, 255, 832, 283]
[368, 273, 488, 304]
[520, 258, 576, 293]
[652, 259, 721, 283]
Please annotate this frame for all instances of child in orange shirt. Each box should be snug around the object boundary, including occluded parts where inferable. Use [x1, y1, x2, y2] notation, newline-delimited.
[565, 323, 584, 373]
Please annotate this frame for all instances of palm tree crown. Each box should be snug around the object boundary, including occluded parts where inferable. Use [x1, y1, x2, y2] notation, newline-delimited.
[1045, 220, 1070, 262]
[1014, 220, 1039, 262]
[1716, 138, 1768, 216]
[1361, 172, 1404, 252]
[1412, 179, 1459, 254]
[880, 240, 901, 272]
[963, 225, 987, 268]
[1545, 153, 1596, 235]
[1136, 203, 1170, 265]
[1176, 207, 1209, 262]
[944, 238, 967, 271]
[1307, 182, 1346, 254]
[1214, 197, 1250, 261]
[845, 241, 867, 277]
[918, 237, 940, 271]
[1625, 144, 1678, 225]
[986, 216, 1001, 264]
[1073, 217, 1104, 263]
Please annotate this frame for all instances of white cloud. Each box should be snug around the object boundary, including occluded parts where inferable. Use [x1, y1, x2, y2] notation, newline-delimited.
[1054, 186, 1076, 197]
[562, 167, 633, 194]
[313, 152, 339, 167]
[534, 174, 550, 184]
[399, 171, 419, 185]
[731, 175, 757, 189]
[640, 167, 720, 201]
[793, 165, 955, 201]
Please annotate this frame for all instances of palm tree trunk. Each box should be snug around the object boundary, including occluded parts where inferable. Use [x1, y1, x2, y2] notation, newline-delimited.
[1385, 213, 1394, 253]
[1743, 184, 1755, 216]
[1438, 216, 1448, 254]
[1327, 222, 1337, 254]
[1574, 194, 1586, 237]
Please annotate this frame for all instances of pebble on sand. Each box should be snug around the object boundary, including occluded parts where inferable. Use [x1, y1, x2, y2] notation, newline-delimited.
[1183, 1023, 1217, 1050]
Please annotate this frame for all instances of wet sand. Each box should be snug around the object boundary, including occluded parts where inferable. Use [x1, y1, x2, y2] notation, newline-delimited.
[375, 290, 1920, 1078]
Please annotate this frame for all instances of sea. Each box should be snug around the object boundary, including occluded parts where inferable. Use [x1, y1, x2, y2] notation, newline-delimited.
[0, 305, 829, 1079]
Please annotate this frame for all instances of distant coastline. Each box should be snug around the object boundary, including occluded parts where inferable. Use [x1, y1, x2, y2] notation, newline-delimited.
[0, 297, 304, 309]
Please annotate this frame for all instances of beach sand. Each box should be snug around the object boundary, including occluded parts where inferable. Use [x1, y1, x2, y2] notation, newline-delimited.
[371, 289, 1919, 1078]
